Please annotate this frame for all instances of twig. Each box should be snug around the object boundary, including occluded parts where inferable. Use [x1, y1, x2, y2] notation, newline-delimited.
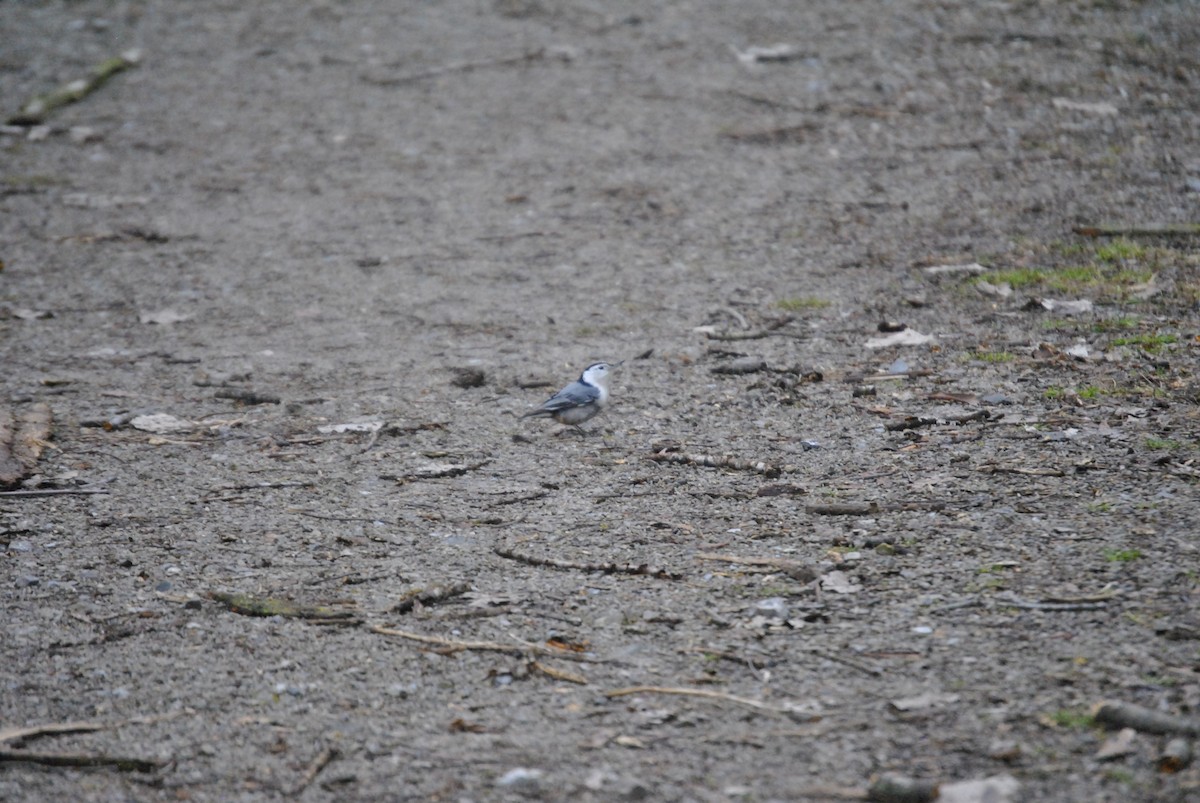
[391, 582, 471, 614]
[702, 315, 796, 341]
[695, 552, 817, 582]
[994, 593, 1110, 612]
[647, 451, 781, 477]
[0, 748, 162, 773]
[0, 721, 105, 745]
[365, 49, 545, 86]
[494, 543, 682, 580]
[806, 500, 945, 515]
[808, 649, 882, 678]
[7, 51, 140, 125]
[290, 746, 339, 798]
[806, 502, 878, 516]
[604, 686, 820, 722]
[1092, 700, 1200, 737]
[0, 487, 109, 497]
[529, 661, 588, 685]
[369, 625, 600, 663]
[1074, 223, 1200, 238]
[980, 464, 1065, 477]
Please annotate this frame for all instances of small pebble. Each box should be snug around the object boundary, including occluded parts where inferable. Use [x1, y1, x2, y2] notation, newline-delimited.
[754, 597, 789, 620]
[496, 767, 543, 795]
[16, 575, 40, 588]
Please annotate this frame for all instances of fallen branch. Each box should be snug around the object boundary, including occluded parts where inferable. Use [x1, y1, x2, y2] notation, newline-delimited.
[7, 51, 141, 125]
[605, 686, 820, 722]
[208, 592, 359, 623]
[290, 746, 339, 798]
[695, 552, 817, 582]
[494, 543, 682, 580]
[369, 625, 599, 663]
[1074, 223, 1200, 239]
[1092, 700, 1200, 737]
[647, 451, 781, 477]
[0, 748, 162, 773]
[391, 582, 471, 614]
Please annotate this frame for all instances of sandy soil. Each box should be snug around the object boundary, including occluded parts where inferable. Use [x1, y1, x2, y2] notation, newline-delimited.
[2, 1, 1200, 801]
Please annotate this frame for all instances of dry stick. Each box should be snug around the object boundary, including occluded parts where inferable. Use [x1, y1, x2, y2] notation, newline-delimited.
[703, 315, 796, 341]
[290, 746, 340, 798]
[806, 502, 878, 516]
[369, 49, 545, 86]
[0, 487, 109, 497]
[396, 459, 492, 482]
[391, 582, 471, 614]
[605, 686, 820, 722]
[7, 51, 140, 125]
[995, 594, 1110, 612]
[369, 624, 600, 664]
[0, 748, 162, 773]
[695, 552, 818, 583]
[494, 543, 682, 581]
[805, 500, 947, 516]
[529, 661, 588, 686]
[1092, 701, 1200, 737]
[809, 649, 883, 679]
[647, 451, 781, 477]
[980, 464, 1065, 477]
[0, 721, 105, 744]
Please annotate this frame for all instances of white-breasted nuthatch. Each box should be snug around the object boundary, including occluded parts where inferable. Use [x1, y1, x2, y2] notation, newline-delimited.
[521, 361, 620, 430]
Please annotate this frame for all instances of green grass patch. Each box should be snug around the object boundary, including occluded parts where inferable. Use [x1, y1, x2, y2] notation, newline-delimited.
[1112, 333, 1177, 351]
[1044, 386, 1066, 399]
[1095, 238, 1146, 263]
[972, 350, 1015, 363]
[1047, 709, 1094, 729]
[1144, 437, 1182, 450]
[1103, 548, 1142, 563]
[777, 296, 831, 311]
[1092, 316, 1140, 332]
[1078, 385, 1102, 400]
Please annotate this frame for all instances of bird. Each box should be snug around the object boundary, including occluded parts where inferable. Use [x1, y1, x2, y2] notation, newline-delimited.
[521, 361, 620, 432]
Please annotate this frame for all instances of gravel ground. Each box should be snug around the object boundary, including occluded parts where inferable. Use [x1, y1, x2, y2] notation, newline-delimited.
[2, 1, 1200, 801]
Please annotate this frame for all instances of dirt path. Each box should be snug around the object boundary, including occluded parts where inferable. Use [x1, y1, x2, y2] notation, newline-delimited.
[3, 2, 1199, 800]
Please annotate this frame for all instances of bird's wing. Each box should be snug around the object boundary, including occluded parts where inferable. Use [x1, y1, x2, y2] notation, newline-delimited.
[538, 381, 600, 412]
